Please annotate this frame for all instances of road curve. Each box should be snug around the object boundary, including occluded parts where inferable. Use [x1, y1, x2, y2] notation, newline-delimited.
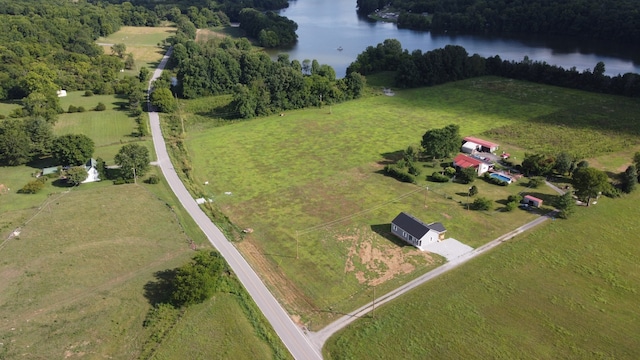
[147, 48, 322, 360]
[309, 210, 557, 347]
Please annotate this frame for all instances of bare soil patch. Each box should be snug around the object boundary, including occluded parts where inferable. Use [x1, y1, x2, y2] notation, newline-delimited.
[338, 227, 434, 287]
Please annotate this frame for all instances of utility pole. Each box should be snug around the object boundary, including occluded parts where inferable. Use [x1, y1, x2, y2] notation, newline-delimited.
[372, 285, 376, 318]
[133, 166, 137, 184]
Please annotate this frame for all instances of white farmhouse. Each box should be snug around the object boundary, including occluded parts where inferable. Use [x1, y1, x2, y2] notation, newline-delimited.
[390, 212, 446, 251]
[82, 158, 101, 183]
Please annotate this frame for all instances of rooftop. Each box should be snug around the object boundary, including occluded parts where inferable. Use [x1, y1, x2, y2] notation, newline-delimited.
[453, 153, 484, 168]
[463, 136, 499, 149]
[392, 212, 447, 239]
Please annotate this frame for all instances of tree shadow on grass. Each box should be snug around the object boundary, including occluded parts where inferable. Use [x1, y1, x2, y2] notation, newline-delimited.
[25, 157, 58, 170]
[51, 178, 74, 188]
[370, 224, 411, 249]
[143, 269, 177, 306]
[378, 150, 403, 166]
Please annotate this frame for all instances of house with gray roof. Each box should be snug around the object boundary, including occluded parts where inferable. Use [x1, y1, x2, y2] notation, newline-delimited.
[391, 212, 446, 251]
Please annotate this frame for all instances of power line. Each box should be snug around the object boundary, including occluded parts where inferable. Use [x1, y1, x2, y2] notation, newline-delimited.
[298, 185, 430, 236]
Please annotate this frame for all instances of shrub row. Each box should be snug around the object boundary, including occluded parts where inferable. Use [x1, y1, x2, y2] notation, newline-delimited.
[384, 165, 416, 183]
[430, 172, 451, 183]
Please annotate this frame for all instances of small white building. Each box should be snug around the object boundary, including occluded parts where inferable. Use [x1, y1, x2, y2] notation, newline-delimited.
[391, 212, 447, 251]
[463, 136, 499, 153]
[56, 89, 67, 97]
[82, 158, 100, 183]
[461, 141, 479, 154]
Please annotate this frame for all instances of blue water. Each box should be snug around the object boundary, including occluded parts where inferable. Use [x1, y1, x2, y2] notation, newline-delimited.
[274, 0, 640, 78]
[490, 173, 513, 183]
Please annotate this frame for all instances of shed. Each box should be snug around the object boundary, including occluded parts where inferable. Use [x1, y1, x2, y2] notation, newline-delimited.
[461, 141, 479, 154]
[524, 195, 543, 208]
[463, 136, 499, 153]
[390, 212, 446, 251]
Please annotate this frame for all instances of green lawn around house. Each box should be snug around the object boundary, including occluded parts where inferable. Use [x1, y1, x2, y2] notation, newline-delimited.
[55, 91, 152, 164]
[324, 190, 640, 359]
[179, 76, 640, 328]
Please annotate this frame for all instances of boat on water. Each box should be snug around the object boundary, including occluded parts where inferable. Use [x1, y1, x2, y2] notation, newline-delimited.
[337, 46, 343, 51]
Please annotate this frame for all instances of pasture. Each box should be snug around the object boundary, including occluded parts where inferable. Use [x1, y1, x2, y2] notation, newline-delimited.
[97, 26, 176, 72]
[0, 174, 288, 359]
[180, 77, 635, 327]
[0, 185, 196, 358]
[324, 190, 640, 359]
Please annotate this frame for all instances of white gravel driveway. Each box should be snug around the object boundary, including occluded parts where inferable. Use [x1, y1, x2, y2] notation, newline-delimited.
[424, 238, 473, 261]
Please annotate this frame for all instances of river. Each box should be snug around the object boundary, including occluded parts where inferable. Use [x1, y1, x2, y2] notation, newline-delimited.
[272, 0, 640, 78]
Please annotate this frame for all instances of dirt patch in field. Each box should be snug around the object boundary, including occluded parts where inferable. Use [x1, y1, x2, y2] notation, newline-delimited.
[338, 227, 434, 287]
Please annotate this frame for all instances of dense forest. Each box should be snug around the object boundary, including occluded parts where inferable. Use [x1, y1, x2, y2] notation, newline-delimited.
[357, 0, 640, 43]
[348, 39, 640, 97]
[96, 0, 289, 20]
[169, 36, 365, 118]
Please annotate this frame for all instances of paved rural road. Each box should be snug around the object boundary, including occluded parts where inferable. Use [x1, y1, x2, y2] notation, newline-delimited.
[147, 48, 322, 360]
[309, 210, 557, 348]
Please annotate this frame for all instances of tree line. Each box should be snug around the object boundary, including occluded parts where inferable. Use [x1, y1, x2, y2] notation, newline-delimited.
[167, 36, 366, 118]
[358, 0, 640, 43]
[347, 39, 640, 98]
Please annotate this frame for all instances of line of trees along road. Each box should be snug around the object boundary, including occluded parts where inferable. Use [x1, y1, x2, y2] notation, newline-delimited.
[358, 0, 640, 44]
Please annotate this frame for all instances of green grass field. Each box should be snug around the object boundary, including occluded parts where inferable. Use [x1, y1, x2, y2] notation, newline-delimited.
[0, 100, 21, 117]
[0, 185, 196, 358]
[97, 26, 175, 73]
[151, 294, 276, 359]
[180, 77, 636, 328]
[56, 91, 153, 163]
[0, 174, 289, 359]
[324, 190, 640, 359]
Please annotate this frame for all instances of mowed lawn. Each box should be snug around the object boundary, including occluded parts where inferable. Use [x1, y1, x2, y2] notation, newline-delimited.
[57, 91, 151, 163]
[97, 26, 175, 72]
[182, 77, 632, 327]
[324, 191, 640, 359]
